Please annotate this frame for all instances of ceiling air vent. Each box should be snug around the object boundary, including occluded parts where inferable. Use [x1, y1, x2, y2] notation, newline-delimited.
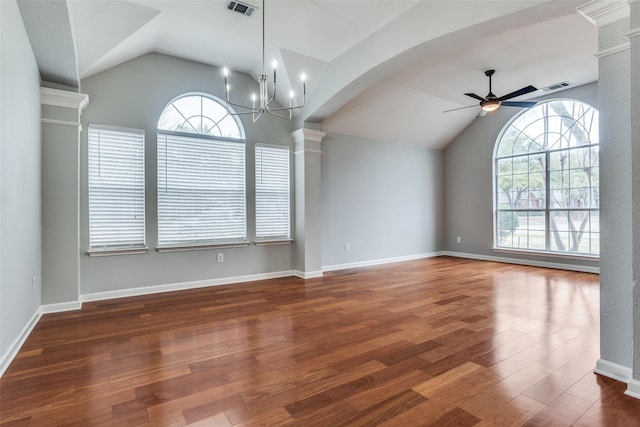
[226, 0, 257, 16]
[541, 81, 571, 92]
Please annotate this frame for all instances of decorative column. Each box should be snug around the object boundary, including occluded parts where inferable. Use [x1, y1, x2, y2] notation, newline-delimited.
[578, 0, 640, 399]
[40, 87, 88, 309]
[292, 127, 327, 278]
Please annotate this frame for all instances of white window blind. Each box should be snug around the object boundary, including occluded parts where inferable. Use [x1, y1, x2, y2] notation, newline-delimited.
[255, 143, 290, 240]
[88, 124, 145, 251]
[157, 132, 246, 246]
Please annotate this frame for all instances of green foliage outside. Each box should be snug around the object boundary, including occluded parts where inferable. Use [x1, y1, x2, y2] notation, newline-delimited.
[498, 211, 519, 240]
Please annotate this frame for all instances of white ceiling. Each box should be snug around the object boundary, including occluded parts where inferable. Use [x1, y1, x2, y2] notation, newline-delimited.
[19, 0, 598, 149]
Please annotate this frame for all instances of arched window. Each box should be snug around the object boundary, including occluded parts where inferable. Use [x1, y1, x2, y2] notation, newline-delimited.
[158, 93, 244, 139]
[157, 94, 247, 248]
[494, 99, 599, 256]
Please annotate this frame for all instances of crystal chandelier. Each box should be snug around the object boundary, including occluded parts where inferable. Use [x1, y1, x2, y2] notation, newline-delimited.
[223, 0, 306, 122]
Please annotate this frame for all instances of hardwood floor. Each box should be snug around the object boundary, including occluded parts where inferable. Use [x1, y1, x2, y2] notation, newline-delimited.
[2, 256, 640, 426]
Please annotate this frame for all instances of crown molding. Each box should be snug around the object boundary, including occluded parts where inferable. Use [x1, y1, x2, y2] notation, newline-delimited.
[41, 118, 82, 128]
[628, 27, 640, 38]
[292, 128, 327, 144]
[595, 42, 630, 57]
[577, 0, 629, 27]
[40, 87, 89, 111]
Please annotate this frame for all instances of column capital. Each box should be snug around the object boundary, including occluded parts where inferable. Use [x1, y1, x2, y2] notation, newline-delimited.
[292, 128, 327, 144]
[40, 87, 89, 112]
[577, 0, 629, 27]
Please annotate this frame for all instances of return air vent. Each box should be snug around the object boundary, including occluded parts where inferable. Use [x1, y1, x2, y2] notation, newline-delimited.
[541, 81, 571, 92]
[226, 0, 257, 16]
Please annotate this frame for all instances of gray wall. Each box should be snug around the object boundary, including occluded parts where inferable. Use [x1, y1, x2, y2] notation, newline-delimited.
[632, 1, 640, 384]
[78, 53, 294, 295]
[321, 133, 444, 268]
[443, 82, 600, 271]
[0, 0, 42, 359]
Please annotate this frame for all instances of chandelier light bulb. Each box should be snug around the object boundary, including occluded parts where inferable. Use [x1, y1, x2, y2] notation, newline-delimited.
[300, 73, 307, 82]
[251, 93, 257, 102]
[271, 60, 278, 69]
[223, 67, 229, 77]
[289, 90, 295, 99]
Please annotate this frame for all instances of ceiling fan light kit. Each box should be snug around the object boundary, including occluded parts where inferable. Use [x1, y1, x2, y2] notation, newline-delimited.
[481, 100, 500, 112]
[222, 0, 306, 122]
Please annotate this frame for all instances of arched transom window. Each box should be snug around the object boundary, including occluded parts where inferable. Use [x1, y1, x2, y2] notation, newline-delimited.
[494, 99, 599, 256]
[158, 93, 244, 139]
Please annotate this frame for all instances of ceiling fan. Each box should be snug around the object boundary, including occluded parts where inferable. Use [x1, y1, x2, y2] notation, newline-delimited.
[444, 69, 538, 113]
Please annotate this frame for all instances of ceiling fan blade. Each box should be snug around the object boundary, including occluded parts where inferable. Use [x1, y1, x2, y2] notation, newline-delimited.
[464, 93, 486, 102]
[497, 85, 537, 101]
[500, 101, 537, 108]
[443, 105, 479, 113]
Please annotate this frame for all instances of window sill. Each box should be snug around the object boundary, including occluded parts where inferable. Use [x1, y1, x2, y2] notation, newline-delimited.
[254, 239, 293, 246]
[156, 241, 250, 253]
[492, 247, 599, 261]
[87, 247, 148, 257]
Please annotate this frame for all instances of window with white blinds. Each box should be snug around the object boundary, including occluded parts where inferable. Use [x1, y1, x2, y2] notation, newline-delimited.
[88, 124, 145, 251]
[157, 133, 246, 246]
[255, 144, 290, 241]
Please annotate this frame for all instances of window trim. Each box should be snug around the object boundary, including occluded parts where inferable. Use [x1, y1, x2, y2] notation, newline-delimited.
[254, 239, 293, 246]
[156, 241, 250, 253]
[88, 247, 148, 257]
[491, 247, 599, 261]
[492, 98, 600, 259]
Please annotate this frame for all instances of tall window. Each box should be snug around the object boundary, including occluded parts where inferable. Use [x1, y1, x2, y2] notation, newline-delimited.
[157, 93, 246, 247]
[255, 144, 290, 241]
[494, 99, 599, 256]
[88, 124, 145, 252]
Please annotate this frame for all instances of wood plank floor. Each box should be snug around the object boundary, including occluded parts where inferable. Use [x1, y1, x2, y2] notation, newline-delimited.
[2, 256, 640, 426]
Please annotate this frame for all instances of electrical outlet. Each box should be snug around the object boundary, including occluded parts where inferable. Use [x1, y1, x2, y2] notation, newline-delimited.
[345, 243, 350, 252]
[456, 236, 462, 244]
[217, 253, 224, 263]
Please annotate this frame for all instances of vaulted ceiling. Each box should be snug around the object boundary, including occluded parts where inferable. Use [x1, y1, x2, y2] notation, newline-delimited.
[18, 0, 597, 149]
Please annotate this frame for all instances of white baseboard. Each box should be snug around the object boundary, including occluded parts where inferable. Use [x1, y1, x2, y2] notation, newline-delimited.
[594, 358, 640, 400]
[626, 378, 640, 399]
[294, 270, 324, 279]
[443, 251, 599, 274]
[594, 358, 632, 383]
[293, 270, 323, 280]
[41, 301, 82, 314]
[0, 307, 42, 378]
[81, 270, 297, 303]
[322, 251, 444, 272]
